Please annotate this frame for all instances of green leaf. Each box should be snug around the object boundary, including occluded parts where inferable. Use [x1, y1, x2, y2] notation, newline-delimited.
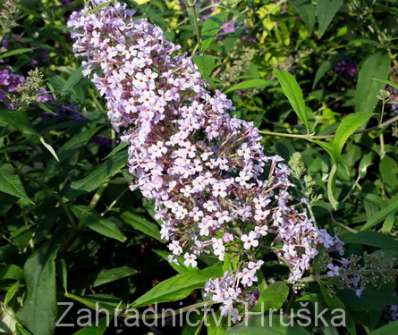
[0, 165, 33, 204]
[275, 70, 312, 131]
[59, 126, 102, 161]
[131, 265, 223, 307]
[0, 109, 38, 136]
[339, 283, 397, 312]
[312, 140, 340, 163]
[288, 0, 316, 31]
[224, 79, 273, 93]
[323, 327, 340, 335]
[0, 264, 24, 281]
[327, 163, 339, 210]
[89, 0, 115, 14]
[71, 149, 127, 193]
[332, 112, 371, 154]
[358, 152, 374, 178]
[341, 231, 398, 252]
[320, 284, 344, 309]
[355, 52, 390, 115]
[39, 137, 60, 162]
[17, 241, 60, 335]
[201, 14, 225, 52]
[361, 194, 398, 231]
[121, 212, 162, 242]
[15, 323, 32, 335]
[254, 282, 289, 312]
[316, 0, 343, 37]
[92, 266, 137, 287]
[380, 155, 398, 189]
[228, 316, 311, 335]
[320, 285, 357, 335]
[381, 213, 395, 234]
[0, 48, 33, 60]
[61, 66, 83, 95]
[0, 110, 59, 162]
[373, 78, 398, 90]
[369, 321, 398, 335]
[193, 55, 219, 80]
[310, 140, 341, 209]
[207, 312, 228, 335]
[154, 249, 188, 273]
[60, 259, 68, 293]
[72, 205, 127, 242]
[313, 60, 332, 88]
[103, 141, 128, 160]
[4, 281, 20, 305]
[65, 292, 123, 313]
[72, 318, 108, 335]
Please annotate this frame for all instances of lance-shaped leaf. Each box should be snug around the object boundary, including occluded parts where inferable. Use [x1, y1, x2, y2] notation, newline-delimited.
[275, 70, 312, 131]
[316, 0, 343, 37]
[17, 241, 60, 335]
[0, 165, 33, 204]
[72, 205, 127, 242]
[355, 52, 390, 115]
[131, 264, 223, 307]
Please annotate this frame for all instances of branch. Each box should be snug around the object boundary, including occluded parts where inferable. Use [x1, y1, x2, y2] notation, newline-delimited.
[260, 114, 398, 140]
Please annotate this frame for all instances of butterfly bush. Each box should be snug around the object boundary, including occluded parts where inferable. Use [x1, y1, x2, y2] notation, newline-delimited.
[68, 2, 342, 319]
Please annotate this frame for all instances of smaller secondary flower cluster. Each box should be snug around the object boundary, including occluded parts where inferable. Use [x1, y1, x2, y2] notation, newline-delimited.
[0, 67, 25, 108]
[0, 67, 53, 109]
[68, 1, 342, 319]
[386, 85, 398, 114]
[334, 59, 358, 80]
[204, 260, 263, 321]
[325, 251, 397, 298]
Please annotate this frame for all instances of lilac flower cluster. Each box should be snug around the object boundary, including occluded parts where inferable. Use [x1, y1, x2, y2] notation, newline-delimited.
[0, 67, 25, 107]
[68, 2, 338, 317]
[0, 67, 53, 109]
[218, 20, 236, 38]
[386, 86, 398, 114]
[334, 59, 358, 80]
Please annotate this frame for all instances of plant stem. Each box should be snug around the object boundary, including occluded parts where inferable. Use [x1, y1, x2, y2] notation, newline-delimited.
[59, 196, 76, 226]
[102, 187, 129, 215]
[260, 114, 398, 140]
[194, 315, 205, 335]
[187, 0, 201, 52]
[379, 99, 386, 159]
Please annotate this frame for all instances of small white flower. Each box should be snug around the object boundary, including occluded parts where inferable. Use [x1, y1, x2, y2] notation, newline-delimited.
[241, 232, 259, 250]
[183, 253, 197, 267]
[149, 141, 167, 158]
[160, 225, 170, 240]
[203, 200, 217, 212]
[168, 241, 182, 256]
[213, 182, 227, 198]
[254, 225, 268, 237]
[212, 238, 225, 261]
[239, 268, 257, 287]
[199, 218, 213, 236]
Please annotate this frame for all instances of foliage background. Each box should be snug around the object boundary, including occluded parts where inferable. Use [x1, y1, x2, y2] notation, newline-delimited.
[0, 0, 398, 334]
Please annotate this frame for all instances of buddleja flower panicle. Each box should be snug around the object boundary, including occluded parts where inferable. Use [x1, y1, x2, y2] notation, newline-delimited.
[68, 2, 339, 319]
